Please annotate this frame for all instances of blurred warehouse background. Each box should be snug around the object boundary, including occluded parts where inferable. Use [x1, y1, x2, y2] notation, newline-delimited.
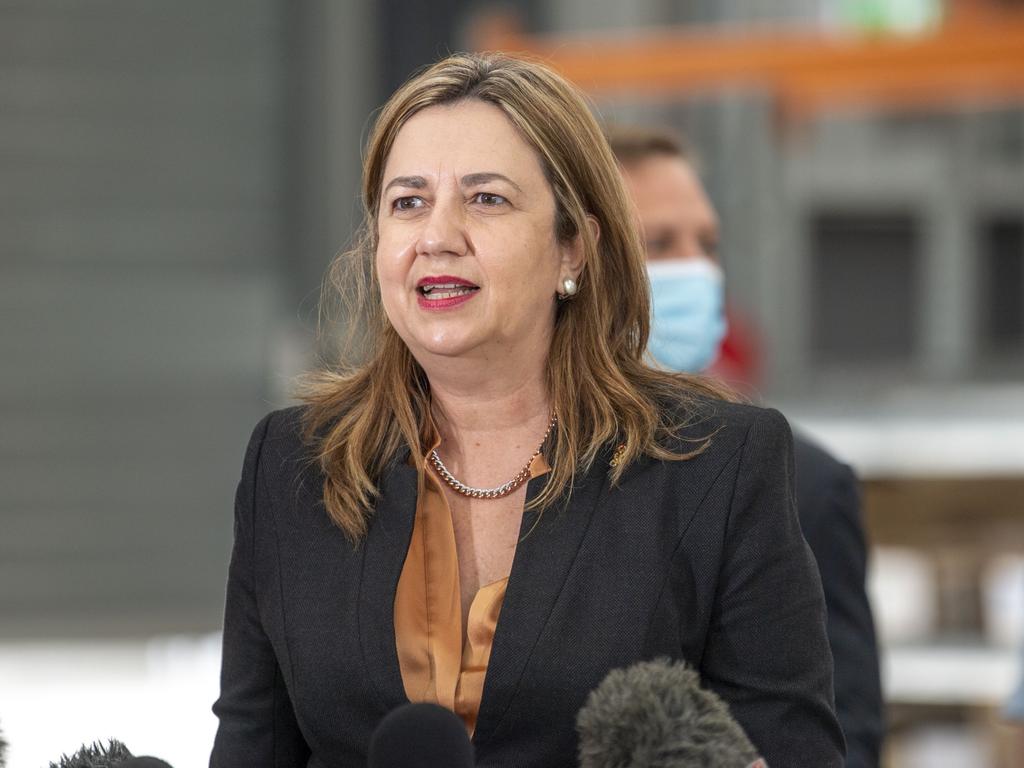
[1, 0, 1022, 766]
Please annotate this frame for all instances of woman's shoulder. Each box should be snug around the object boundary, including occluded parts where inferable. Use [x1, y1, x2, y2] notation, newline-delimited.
[659, 387, 794, 436]
[261, 403, 310, 439]
[240, 404, 316, 479]
[659, 389, 793, 452]
[245, 404, 310, 447]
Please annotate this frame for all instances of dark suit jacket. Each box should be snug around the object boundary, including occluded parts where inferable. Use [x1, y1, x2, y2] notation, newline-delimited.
[792, 436, 884, 768]
[210, 400, 845, 767]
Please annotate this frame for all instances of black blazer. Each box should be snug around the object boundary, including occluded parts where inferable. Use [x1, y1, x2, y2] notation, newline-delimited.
[792, 436, 884, 768]
[211, 400, 845, 767]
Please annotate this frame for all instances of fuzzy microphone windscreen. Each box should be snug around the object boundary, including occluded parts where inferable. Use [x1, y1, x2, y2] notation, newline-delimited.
[49, 740, 134, 768]
[576, 658, 762, 768]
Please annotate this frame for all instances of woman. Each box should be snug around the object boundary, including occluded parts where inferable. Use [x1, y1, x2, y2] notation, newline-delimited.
[211, 53, 844, 767]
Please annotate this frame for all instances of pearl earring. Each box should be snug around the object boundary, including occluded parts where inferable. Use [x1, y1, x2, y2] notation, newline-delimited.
[561, 277, 578, 297]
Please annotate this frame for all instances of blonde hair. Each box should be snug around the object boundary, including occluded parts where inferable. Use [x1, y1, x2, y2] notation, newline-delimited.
[299, 52, 734, 540]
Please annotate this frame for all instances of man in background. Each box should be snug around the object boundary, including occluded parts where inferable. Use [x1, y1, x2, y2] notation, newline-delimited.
[609, 127, 885, 767]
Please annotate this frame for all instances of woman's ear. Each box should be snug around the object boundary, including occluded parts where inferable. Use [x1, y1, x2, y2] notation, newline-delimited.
[560, 214, 599, 279]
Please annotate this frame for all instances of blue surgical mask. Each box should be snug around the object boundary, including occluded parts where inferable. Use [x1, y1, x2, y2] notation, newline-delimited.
[646, 258, 727, 373]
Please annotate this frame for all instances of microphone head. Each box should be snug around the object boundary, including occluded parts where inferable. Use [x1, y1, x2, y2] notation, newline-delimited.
[368, 702, 475, 768]
[49, 739, 134, 768]
[576, 658, 761, 768]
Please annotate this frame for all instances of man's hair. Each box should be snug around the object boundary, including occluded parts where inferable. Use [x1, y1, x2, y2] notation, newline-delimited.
[604, 125, 692, 166]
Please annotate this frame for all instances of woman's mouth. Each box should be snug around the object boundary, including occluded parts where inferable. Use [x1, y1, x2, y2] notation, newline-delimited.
[416, 278, 479, 309]
[418, 283, 478, 300]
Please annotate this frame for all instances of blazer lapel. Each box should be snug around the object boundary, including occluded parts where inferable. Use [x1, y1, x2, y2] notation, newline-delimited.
[358, 455, 418, 709]
[473, 454, 609, 744]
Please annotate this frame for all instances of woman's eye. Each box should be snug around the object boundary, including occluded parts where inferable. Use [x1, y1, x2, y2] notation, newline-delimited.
[393, 196, 423, 211]
[473, 192, 507, 206]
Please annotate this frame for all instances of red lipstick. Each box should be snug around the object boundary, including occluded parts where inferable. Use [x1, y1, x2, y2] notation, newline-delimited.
[416, 275, 480, 310]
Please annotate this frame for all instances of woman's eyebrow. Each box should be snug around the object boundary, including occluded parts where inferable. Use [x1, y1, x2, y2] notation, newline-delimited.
[383, 175, 427, 192]
[461, 172, 522, 193]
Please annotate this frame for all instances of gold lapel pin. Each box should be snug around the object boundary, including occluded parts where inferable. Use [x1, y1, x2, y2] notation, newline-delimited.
[609, 443, 627, 468]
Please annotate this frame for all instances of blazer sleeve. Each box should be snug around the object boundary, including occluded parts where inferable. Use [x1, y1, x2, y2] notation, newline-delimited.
[210, 413, 311, 768]
[799, 460, 884, 768]
[701, 408, 846, 767]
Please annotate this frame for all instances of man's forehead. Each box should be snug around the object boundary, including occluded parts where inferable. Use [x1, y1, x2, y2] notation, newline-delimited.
[623, 157, 710, 213]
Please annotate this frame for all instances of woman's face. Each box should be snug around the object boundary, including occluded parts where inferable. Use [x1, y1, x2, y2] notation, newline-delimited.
[376, 99, 579, 370]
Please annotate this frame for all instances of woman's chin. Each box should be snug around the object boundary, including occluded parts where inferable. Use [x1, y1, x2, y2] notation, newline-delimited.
[407, 334, 483, 363]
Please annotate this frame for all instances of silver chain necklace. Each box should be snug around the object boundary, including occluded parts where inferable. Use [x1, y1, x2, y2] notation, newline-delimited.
[428, 414, 557, 499]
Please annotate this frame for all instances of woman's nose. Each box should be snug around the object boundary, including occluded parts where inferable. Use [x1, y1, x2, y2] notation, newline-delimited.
[416, 199, 468, 258]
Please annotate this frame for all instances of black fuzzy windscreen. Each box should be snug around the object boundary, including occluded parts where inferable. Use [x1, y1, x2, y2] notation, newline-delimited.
[50, 740, 134, 768]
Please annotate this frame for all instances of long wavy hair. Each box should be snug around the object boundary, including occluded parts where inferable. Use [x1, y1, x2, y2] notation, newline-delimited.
[299, 52, 734, 541]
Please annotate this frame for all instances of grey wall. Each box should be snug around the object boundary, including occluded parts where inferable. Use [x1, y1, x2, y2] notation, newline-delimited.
[0, 0, 376, 637]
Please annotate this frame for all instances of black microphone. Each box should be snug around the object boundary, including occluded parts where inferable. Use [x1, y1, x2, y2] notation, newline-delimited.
[368, 702, 475, 768]
[47, 739, 174, 768]
[576, 658, 766, 768]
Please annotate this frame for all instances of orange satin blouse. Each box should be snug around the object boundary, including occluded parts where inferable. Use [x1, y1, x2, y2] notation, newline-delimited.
[393, 442, 550, 735]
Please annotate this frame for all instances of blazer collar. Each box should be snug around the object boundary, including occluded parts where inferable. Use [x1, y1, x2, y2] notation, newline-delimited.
[472, 452, 609, 745]
[357, 458, 419, 710]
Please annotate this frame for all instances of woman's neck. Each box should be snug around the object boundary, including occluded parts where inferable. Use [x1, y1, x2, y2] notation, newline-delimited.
[423, 361, 552, 485]
[429, 371, 550, 441]
[418, 332, 552, 434]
